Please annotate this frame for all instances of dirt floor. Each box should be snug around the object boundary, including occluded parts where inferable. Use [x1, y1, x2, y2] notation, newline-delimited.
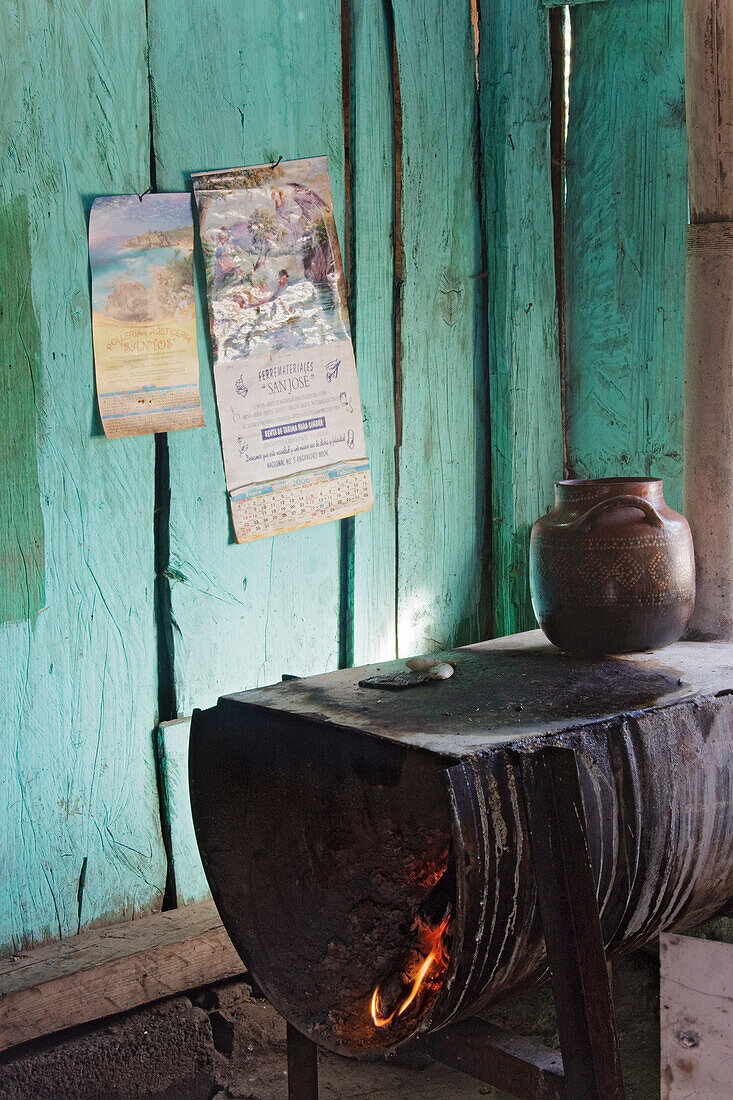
[0, 949, 659, 1099]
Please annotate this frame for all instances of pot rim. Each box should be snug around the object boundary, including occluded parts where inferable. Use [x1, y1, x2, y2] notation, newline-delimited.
[556, 476, 662, 488]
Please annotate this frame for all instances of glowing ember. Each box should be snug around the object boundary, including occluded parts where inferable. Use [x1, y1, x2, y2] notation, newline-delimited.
[370, 986, 396, 1028]
[370, 913, 451, 1029]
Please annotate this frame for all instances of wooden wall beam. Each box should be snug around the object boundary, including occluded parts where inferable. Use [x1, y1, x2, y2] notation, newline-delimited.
[392, 0, 488, 655]
[684, 0, 733, 640]
[685, 0, 733, 222]
[565, 0, 687, 510]
[479, 0, 563, 637]
[348, 0, 398, 665]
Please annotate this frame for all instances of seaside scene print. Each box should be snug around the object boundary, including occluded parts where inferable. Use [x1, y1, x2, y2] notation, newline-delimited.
[195, 158, 350, 363]
[192, 158, 372, 543]
[89, 193, 204, 438]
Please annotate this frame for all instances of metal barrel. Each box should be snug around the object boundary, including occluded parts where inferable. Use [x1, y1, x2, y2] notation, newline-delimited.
[190, 669, 733, 1058]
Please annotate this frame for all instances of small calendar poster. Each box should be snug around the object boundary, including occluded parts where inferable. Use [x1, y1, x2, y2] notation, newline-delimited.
[89, 193, 205, 438]
[193, 157, 372, 542]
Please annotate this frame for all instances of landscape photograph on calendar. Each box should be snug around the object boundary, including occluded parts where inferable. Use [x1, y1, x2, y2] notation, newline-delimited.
[197, 159, 350, 363]
[89, 193, 195, 324]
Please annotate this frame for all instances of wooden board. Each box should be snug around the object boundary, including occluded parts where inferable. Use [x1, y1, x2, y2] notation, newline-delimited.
[348, 0, 397, 666]
[565, 0, 687, 512]
[479, 0, 563, 637]
[684, 0, 733, 223]
[428, 1019, 565, 1099]
[683, 3, 733, 642]
[158, 719, 210, 907]
[660, 932, 733, 1098]
[0, 0, 166, 955]
[394, 0, 488, 655]
[0, 195, 45, 625]
[147, 0, 347, 711]
[0, 900, 242, 1053]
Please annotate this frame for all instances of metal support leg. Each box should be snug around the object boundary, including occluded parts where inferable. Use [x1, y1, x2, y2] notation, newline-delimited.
[287, 1021, 319, 1100]
[519, 746, 625, 1100]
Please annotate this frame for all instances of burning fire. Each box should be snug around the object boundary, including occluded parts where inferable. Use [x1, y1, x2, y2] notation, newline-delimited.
[370, 913, 451, 1029]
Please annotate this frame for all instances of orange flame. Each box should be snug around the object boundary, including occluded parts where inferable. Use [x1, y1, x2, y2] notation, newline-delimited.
[370, 914, 451, 1029]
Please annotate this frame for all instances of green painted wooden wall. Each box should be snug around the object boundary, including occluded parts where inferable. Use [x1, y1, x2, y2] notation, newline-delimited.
[480, 0, 563, 636]
[0, 0, 166, 954]
[1, 0, 688, 951]
[565, 0, 687, 513]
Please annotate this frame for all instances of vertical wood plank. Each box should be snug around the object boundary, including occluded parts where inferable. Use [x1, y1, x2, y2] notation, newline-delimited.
[394, 0, 487, 655]
[0, 197, 45, 624]
[348, 0, 397, 665]
[0, 0, 165, 952]
[147, 0, 346, 710]
[565, 0, 687, 511]
[286, 1022, 320, 1100]
[685, 0, 733, 223]
[683, 0, 733, 641]
[520, 748, 624, 1099]
[157, 719, 209, 907]
[479, 0, 563, 637]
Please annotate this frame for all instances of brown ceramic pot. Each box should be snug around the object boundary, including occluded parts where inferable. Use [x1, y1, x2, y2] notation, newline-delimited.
[530, 478, 695, 656]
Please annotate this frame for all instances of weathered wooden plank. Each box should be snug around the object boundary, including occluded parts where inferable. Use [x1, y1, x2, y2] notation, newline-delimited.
[520, 749, 624, 1099]
[393, 0, 487, 655]
[157, 718, 209, 907]
[565, 0, 687, 512]
[0, 0, 166, 954]
[685, 0, 733, 223]
[0, 196, 45, 624]
[660, 932, 733, 1098]
[479, 0, 563, 637]
[286, 1022, 320, 1100]
[348, 0, 397, 665]
[683, 1, 733, 641]
[428, 1018, 566, 1098]
[147, 0, 347, 710]
[0, 900, 242, 1053]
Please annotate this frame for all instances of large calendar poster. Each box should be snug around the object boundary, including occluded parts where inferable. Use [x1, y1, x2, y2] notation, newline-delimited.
[193, 157, 372, 542]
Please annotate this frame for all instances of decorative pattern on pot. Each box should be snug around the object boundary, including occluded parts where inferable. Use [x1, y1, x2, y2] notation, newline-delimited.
[530, 478, 695, 655]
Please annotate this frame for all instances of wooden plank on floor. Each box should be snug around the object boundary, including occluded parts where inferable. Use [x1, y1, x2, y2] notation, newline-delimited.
[348, 0, 397, 666]
[660, 932, 733, 1099]
[147, 0, 347, 711]
[565, 0, 687, 511]
[0, 901, 243, 1053]
[0, 0, 166, 956]
[479, 0, 563, 637]
[393, 0, 488, 656]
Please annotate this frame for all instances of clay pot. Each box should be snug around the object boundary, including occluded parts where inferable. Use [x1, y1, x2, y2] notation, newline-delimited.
[530, 478, 695, 656]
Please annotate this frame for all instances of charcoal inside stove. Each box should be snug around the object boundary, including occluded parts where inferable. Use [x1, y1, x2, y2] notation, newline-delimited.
[190, 701, 457, 1055]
